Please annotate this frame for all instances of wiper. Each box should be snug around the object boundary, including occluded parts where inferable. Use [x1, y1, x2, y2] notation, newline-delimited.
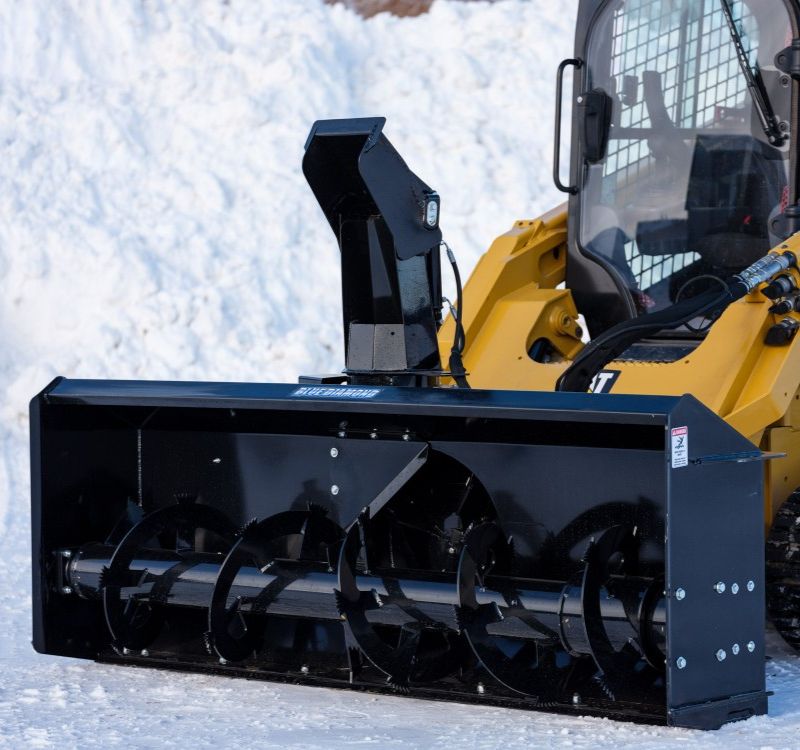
[719, 0, 785, 146]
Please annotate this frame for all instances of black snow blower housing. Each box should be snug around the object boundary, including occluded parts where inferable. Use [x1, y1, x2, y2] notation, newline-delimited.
[31, 119, 767, 729]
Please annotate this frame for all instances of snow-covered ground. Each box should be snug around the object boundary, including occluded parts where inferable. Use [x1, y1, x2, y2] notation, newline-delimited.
[1, 1, 799, 747]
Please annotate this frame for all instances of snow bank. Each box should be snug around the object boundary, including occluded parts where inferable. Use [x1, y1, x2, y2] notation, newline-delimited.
[2, 1, 799, 747]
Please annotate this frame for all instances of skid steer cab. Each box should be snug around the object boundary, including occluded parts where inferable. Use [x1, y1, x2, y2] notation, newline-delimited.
[30, 0, 800, 732]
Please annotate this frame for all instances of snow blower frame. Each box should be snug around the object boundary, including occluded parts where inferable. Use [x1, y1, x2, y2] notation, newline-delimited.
[31, 119, 770, 729]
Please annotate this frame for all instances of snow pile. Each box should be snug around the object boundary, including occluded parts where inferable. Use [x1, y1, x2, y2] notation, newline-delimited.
[2, 1, 800, 747]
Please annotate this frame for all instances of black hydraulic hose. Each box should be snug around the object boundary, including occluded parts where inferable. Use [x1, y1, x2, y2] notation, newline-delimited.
[557, 251, 797, 393]
[557, 288, 730, 392]
[443, 242, 470, 389]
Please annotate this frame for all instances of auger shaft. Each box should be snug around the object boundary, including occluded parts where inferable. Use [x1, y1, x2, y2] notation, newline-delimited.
[65, 543, 666, 658]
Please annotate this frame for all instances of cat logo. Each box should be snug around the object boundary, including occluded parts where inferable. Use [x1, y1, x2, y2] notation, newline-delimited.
[589, 369, 621, 394]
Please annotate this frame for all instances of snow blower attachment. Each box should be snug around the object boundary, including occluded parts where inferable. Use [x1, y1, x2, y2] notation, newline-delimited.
[31, 115, 773, 730]
[32, 382, 767, 729]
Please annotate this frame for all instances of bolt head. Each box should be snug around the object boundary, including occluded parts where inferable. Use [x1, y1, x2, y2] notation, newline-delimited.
[747, 580, 755, 592]
[300, 665, 309, 674]
[716, 649, 727, 662]
[676, 656, 687, 669]
[572, 692, 581, 705]
[476, 682, 485, 695]
[732, 643, 740, 655]
[219, 657, 227, 665]
[122, 647, 131, 656]
[402, 432, 410, 441]
[331, 485, 340, 496]
[369, 431, 378, 439]
[61, 586, 73, 595]
[140, 649, 150, 657]
[330, 447, 339, 458]
[731, 582, 739, 595]
[675, 587, 686, 601]
[337, 430, 346, 438]
[714, 581, 726, 594]
[747, 640, 756, 653]
[61, 549, 73, 559]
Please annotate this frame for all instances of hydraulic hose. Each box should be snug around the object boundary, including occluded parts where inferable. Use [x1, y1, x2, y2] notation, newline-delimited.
[557, 250, 797, 393]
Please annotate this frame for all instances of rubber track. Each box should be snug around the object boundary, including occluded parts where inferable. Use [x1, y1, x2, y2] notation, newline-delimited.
[767, 489, 800, 650]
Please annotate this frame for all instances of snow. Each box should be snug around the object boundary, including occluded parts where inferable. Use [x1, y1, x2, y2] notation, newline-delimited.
[0, 0, 798, 747]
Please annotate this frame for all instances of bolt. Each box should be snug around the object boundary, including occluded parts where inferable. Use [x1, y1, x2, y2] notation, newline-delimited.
[577, 96, 584, 104]
[477, 682, 485, 695]
[714, 581, 726, 594]
[212, 457, 222, 464]
[448, 546, 456, 555]
[330, 447, 339, 458]
[301, 665, 309, 674]
[747, 641, 756, 653]
[675, 588, 686, 601]
[140, 649, 150, 657]
[61, 586, 73, 595]
[369, 430, 378, 439]
[61, 549, 73, 559]
[716, 649, 727, 662]
[572, 692, 581, 705]
[731, 582, 739, 595]
[747, 580, 755, 592]
[732, 643, 740, 655]
[402, 432, 410, 441]
[331, 485, 340, 496]
[122, 647, 131, 656]
[338, 430, 346, 438]
[219, 657, 227, 665]
[676, 656, 687, 670]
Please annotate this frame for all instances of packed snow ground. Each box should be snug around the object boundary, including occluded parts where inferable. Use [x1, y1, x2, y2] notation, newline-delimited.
[1, 1, 800, 747]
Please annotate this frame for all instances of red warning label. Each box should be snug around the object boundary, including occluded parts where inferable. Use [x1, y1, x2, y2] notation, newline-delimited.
[671, 426, 688, 468]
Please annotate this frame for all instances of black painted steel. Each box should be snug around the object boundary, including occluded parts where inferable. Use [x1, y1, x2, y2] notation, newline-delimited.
[31, 379, 767, 728]
[303, 118, 443, 384]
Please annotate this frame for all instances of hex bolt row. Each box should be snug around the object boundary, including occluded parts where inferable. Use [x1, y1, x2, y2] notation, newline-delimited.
[676, 580, 757, 598]
[713, 580, 756, 594]
[676, 641, 757, 670]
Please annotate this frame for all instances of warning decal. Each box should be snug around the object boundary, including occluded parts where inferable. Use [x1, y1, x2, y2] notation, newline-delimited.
[671, 426, 688, 468]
